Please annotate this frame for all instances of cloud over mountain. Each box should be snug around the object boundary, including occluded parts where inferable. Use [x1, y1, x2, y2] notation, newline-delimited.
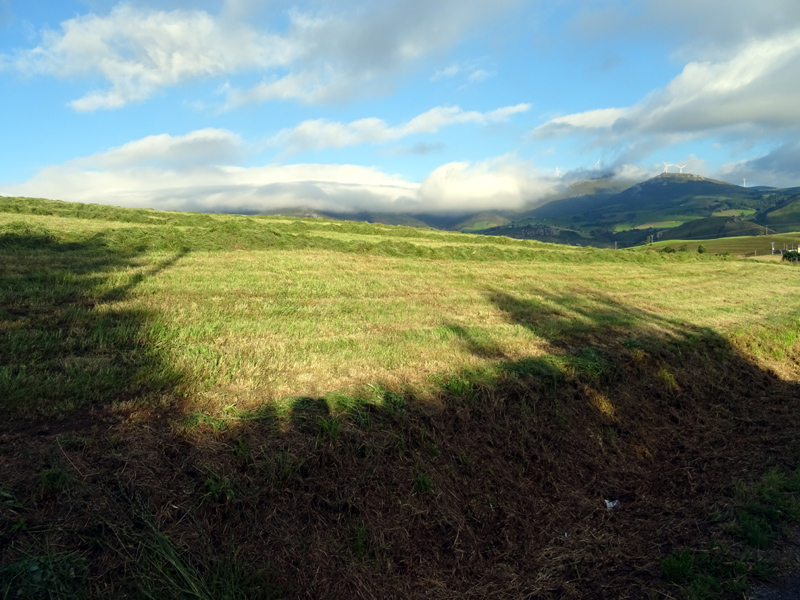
[1, 129, 556, 214]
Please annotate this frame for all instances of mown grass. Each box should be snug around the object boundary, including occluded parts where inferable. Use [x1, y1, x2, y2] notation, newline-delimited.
[1, 196, 800, 598]
[2, 200, 797, 422]
[644, 232, 800, 256]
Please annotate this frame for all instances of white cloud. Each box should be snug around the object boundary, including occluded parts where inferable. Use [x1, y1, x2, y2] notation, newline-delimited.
[268, 104, 531, 154]
[379, 142, 446, 156]
[467, 69, 492, 83]
[536, 108, 627, 135]
[536, 30, 800, 143]
[2, 0, 518, 110]
[3, 160, 419, 214]
[419, 156, 558, 212]
[4, 4, 295, 111]
[222, 0, 516, 108]
[569, 0, 800, 61]
[0, 129, 556, 214]
[431, 63, 462, 81]
[719, 143, 800, 188]
[645, 0, 800, 60]
[611, 163, 657, 183]
[430, 58, 494, 85]
[74, 128, 244, 169]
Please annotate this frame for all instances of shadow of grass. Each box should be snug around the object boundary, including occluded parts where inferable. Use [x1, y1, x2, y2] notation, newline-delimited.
[0, 227, 187, 427]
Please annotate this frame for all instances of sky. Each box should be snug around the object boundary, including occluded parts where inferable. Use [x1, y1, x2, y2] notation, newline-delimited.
[1, 0, 799, 215]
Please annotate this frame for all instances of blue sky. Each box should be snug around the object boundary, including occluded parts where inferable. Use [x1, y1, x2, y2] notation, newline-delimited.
[1, 0, 799, 214]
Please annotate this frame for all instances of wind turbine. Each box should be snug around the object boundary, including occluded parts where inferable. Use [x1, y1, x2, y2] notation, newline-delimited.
[594, 159, 601, 169]
[662, 162, 674, 173]
[554, 167, 562, 177]
[743, 178, 747, 188]
[676, 164, 687, 173]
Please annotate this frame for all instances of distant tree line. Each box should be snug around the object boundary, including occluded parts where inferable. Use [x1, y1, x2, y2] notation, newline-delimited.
[660, 244, 706, 254]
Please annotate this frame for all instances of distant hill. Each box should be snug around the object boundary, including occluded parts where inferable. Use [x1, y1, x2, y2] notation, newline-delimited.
[562, 175, 637, 197]
[34, 169, 795, 247]
[284, 173, 800, 248]
[260, 207, 332, 220]
[763, 193, 800, 231]
[476, 222, 593, 246]
[453, 212, 513, 232]
[356, 213, 435, 228]
[530, 173, 760, 225]
[478, 173, 800, 247]
[660, 217, 765, 241]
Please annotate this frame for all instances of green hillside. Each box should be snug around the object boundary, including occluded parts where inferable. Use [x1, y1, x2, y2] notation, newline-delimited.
[2, 196, 800, 599]
[660, 216, 765, 241]
[523, 191, 620, 221]
[357, 212, 434, 228]
[485, 174, 800, 248]
[644, 232, 800, 255]
[453, 211, 513, 232]
[764, 194, 800, 228]
[531, 173, 761, 229]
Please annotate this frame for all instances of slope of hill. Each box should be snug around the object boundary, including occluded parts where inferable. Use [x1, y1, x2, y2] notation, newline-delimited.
[481, 173, 800, 247]
[643, 232, 800, 255]
[2, 196, 800, 598]
[452, 211, 513, 232]
[764, 193, 800, 229]
[474, 222, 594, 246]
[660, 216, 765, 241]
[212, 175, 800, 248]
[260, 207, 332, 219]
[562, 175, 637, 197]
[532, 173, 759, 227]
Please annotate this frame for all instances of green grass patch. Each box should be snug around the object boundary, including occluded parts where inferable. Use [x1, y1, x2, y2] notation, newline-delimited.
[643, 232, 800, 256]
[711, 209, 756, 217]
[663, 467, 800, 598]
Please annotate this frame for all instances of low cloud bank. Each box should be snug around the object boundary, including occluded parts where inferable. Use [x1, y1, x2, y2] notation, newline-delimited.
[0, 131, 559, 215]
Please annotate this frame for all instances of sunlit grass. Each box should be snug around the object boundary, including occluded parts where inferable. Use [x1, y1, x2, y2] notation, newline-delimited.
[645, 232, 800, 256]
[2, 199, 799, 421]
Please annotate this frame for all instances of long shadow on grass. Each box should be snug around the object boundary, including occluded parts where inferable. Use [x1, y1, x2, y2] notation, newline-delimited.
[0, 227, 187, 429]
[4, 260, 800, 599]
[93, 287, 796, 598]
[486, 287, 704, 348]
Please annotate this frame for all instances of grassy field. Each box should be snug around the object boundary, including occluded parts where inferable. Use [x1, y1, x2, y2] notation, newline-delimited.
[2, 196, 800, 599]
[711, 209, 756, 218]
[644, 232, 800, 256]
